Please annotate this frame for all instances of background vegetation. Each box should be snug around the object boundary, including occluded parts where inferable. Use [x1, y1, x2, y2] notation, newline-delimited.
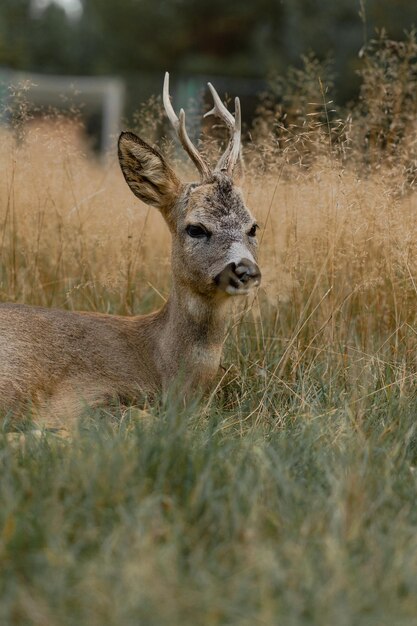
[0, 29, 417, 624]
[0, 0, 416, 103]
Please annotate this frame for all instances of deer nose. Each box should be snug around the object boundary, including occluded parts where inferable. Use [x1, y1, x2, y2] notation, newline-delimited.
[234, 259, 262, 284]
[215, 258, 261, 294]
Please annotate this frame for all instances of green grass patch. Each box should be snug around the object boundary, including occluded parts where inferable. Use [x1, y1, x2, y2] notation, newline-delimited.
[1, 381, 417, 625]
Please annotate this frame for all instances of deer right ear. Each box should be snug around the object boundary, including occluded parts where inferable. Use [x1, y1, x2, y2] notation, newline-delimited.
[118, 132, 181, 213]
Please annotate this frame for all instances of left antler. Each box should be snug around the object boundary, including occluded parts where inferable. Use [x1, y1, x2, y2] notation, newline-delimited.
[163, 72, 211, 180]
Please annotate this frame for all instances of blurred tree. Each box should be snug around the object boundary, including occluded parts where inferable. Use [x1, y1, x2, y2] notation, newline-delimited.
[0, 0, 32, 69]
[0, 0, 415, 103]
[30, 4, 81, 73]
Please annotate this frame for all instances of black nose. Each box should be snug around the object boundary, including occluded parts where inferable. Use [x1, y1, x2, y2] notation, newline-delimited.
[234, 259, 261, 284]
[215, 258, 262, 293]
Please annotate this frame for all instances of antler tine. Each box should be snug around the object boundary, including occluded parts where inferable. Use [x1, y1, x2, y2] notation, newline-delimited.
[163, 72, 211, 180]
[204, 83, 241, 176]
[204, 82, 235, 128]
[163, 71, 180, 130]
[228, 96, 241, 170]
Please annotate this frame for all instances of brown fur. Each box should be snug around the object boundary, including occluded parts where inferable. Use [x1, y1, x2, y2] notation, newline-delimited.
[0, 130, 260, 424]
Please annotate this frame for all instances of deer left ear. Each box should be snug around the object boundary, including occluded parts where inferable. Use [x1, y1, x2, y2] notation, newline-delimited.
[118, 131, 181, 213]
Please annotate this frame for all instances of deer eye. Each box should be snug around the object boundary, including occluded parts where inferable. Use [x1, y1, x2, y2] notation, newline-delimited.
[247, 224, 258, 237]
[186, 224, 211, 239]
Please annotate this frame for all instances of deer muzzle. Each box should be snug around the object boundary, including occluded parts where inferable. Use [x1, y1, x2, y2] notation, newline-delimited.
[215, 258, 261, 295]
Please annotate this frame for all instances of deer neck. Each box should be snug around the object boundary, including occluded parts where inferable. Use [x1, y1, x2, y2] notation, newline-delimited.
[157, 282, 229, 390]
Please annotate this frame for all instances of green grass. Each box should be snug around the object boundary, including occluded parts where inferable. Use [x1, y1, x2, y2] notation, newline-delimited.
[1, 320, 417, 625]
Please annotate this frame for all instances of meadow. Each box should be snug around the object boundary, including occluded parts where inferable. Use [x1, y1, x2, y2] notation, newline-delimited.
[1, 35, 417, 625]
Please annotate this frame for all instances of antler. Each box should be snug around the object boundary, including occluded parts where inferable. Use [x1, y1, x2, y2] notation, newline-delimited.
[163, 72, 211, 180]
[204, 83, 241, 176]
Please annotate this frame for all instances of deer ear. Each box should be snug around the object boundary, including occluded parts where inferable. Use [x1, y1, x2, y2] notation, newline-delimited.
[118, 132, 181, 212]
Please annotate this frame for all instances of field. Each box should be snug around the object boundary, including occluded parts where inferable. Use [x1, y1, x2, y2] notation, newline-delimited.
[1, 40, 417, 625]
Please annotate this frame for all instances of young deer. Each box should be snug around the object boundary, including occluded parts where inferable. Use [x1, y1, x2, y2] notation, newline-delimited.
[0, 73, 261, 422]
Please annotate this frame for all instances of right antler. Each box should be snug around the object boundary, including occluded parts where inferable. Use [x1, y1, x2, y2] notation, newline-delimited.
[205, 83, 241, 176]
[163, 72, 211, 180]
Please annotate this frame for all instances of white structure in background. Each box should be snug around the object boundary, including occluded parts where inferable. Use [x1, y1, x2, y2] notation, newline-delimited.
[31, 0, 83, 20]
[0, 69, 124, 155]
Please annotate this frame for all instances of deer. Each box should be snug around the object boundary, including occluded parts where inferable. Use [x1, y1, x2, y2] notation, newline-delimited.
[0, 73, 261, 424]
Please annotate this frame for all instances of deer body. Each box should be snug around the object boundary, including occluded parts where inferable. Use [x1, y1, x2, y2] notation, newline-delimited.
[0, 294, 225, 419]
[0, 75, 261, 423]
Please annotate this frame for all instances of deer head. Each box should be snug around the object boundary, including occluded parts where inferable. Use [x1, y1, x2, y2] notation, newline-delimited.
[118, 73, 261, 300]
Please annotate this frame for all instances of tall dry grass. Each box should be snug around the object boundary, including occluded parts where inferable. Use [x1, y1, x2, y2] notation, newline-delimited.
[1, 62, 416, 419]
